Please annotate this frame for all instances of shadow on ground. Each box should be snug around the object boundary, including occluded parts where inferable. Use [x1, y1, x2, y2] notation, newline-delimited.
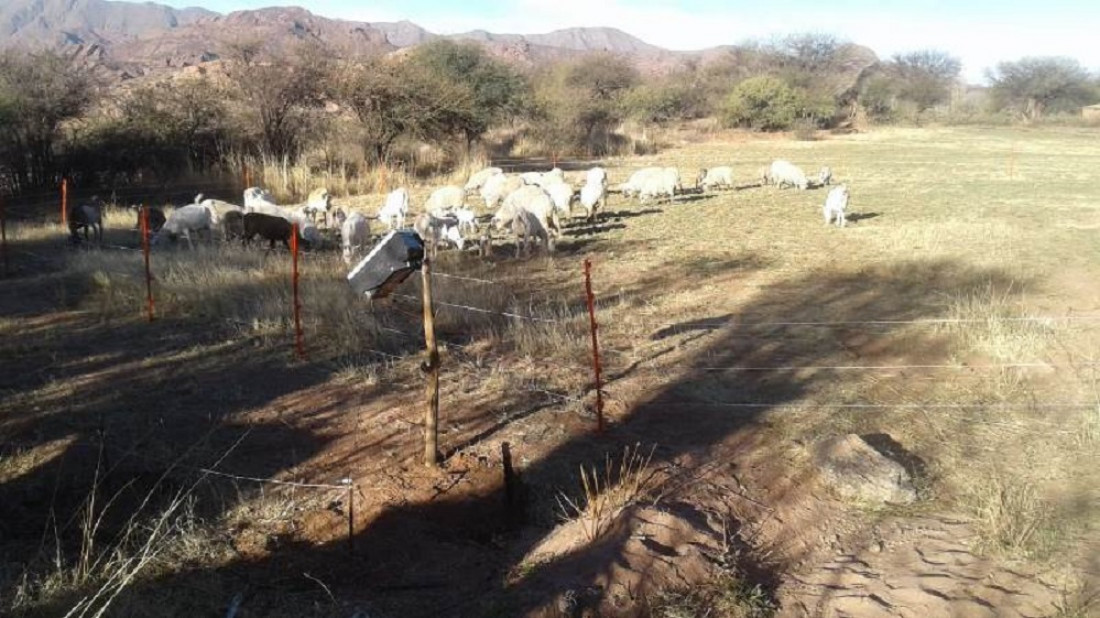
[2, 237, 1031, 616]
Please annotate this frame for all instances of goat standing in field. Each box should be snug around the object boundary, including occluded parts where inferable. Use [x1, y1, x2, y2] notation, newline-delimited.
[823, 184, 851, 227]
[69, 198, 105, 244]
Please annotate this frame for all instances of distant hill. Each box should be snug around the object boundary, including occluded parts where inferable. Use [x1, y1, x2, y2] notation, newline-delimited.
[0, 0, 877, 85]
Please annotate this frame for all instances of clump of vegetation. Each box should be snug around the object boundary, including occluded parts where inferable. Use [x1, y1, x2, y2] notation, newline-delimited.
[556, 443, 657, 541]
[647, 573, 777, 618]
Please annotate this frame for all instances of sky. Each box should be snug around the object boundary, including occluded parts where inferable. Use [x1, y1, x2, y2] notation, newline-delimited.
[167, 0, 1100, 83]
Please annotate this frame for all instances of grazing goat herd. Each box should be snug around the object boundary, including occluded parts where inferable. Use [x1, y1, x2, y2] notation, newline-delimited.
[65, 159, 852, 264]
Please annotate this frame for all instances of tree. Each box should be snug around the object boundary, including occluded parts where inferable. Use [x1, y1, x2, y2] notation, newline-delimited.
[565, 53, 640, 100]
[336, 57, 475, 163]
[858, 74, 898, 121]
[0, 50, 95, 189]
[987, 57, 1095, 120]
[564, 53, 639, 144]
[890, 50, 961, 111]
[779, 33, 844, 74]
[721, 76, 828, 131]
[408, 40, 529, 147]
[225, 41, 329, 160]
[121, 77, 232, 169]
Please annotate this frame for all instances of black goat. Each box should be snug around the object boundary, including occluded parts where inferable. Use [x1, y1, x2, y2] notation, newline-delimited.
[131, 205, 166, 235]
[242, 212, 292, 250]
[69, 199, 104, 243]
[223, 210, 245, 241]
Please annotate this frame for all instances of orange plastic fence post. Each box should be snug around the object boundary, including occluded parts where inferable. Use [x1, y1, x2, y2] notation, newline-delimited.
[290, 224, 305, 360]
[583, 258, 604, 432]
[141, 206, 155, 322]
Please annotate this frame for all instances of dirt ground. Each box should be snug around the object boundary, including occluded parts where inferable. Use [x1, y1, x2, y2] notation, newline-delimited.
[2, 126, 1099, 617]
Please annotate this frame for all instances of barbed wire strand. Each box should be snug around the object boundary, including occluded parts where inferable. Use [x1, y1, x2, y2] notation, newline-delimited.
[681, 361, 1100, 372]
[648, 315, 1100, 329]
[432, 271, 501, 285]
[391, 293, 562, 324]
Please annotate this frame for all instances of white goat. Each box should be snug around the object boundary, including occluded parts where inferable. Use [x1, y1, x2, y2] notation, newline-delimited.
[287, 209, 323, 247]
[480, 173, 524, 211]
[697, 166, 735, 192]
[619, 167, 664, 198]
[508, 208, 552, 258]
[195, 195, 241, 223]
[303, 188, 332, 226]
[543, 181, 576, 219]
[493, 185, 559, 251]
[464, 167, 503, 192]
[452, 207, 479, 236]
[341, 212, 371, 265]
[533, 168, 565, 188]
[586, 167, 608, 189]
[819, 166, 833, 187]
[578, 181, 606, 221]
[377, 188, 409, 231]
[414, 213, 465, 258]
[153, 204, 213, 248]
[638, 168, 680, 203]
[424, 185, 465, 216]
[243, 187, 278, 211]
[769, 160, 810, 190]
[823, 184, 851, 228]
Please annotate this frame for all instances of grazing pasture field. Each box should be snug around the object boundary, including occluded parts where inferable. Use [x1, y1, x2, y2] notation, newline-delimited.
[2, 126, 1099, 617]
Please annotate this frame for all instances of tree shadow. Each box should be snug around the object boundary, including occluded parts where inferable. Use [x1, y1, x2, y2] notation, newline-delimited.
[15, 257, 1033, 617]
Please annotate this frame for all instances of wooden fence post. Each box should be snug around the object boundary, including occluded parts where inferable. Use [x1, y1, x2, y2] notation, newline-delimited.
[290, 224, 305, 360]
[141, 206, 155, 321]
[61, 178, 68, 226]
[421, 257, 440, 467]
[584, 258, 605, 432]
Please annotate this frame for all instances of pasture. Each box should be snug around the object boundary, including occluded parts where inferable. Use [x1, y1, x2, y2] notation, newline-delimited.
[2, 126, 1099, 617]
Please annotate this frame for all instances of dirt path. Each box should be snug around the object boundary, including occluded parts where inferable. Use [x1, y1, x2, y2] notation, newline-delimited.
[779, 515, 1068, 618]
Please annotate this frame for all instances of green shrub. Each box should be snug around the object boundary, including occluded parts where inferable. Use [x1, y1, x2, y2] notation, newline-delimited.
[721, 76, 832, 131]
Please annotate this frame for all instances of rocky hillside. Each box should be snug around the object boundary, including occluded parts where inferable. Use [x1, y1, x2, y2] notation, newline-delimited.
[0, 0, 878, 87]
[0, 0, 686, 77]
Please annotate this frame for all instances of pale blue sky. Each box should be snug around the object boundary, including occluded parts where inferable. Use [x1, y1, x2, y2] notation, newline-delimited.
[168, 0, 1100, 83]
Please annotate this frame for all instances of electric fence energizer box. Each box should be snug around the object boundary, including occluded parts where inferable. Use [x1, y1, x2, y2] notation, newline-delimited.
[347, 230, 425, 300]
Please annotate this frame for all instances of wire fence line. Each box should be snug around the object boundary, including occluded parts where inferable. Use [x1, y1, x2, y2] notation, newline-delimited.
[646, 314, 1100, 330]
[679, 361, 1100, 372]
[640, 400, 1096, 412]
[391, 293, 563, 324]
[432, 271, 502, 285]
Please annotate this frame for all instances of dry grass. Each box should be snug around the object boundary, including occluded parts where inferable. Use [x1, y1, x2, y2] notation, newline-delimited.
[4, 125, 1100, 615]
[968, 472, 1056, 559]
[646, 573, 777, 618]
[556, 443, 657, 541]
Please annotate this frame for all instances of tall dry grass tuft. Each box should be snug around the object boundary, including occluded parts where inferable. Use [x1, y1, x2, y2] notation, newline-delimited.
[968, 472, 1056, 559]
[945, 282, 1054, 363]
[8, 434, 244, 618]
[556, 443, 657, 542]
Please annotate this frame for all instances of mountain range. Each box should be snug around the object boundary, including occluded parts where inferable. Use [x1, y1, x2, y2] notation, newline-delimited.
[0, 0, 878, 83]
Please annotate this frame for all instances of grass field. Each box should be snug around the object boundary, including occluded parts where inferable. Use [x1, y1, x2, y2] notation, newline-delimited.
[1, 125, 1099, 617]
